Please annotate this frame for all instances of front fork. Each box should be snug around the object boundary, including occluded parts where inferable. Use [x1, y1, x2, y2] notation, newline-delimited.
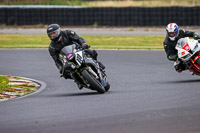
[83, 66, 107, 87]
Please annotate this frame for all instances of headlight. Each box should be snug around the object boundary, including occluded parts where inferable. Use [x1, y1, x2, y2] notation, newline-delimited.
[182, 54, 191, 59]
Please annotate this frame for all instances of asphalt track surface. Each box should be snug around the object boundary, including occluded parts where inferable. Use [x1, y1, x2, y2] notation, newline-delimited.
[0, 49, 200, 133]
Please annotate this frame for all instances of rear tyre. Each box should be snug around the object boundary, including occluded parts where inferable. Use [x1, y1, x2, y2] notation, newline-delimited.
[81, 69, 105, 94]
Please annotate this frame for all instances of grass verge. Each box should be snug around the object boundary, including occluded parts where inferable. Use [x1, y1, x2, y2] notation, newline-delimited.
[0, 34, 165, 49]
[0, 76, 9, 94]
[0, 75, 38, 100]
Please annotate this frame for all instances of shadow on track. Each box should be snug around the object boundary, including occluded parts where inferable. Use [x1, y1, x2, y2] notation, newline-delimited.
[162, 79, 200, 84]
[45, 92, 101, 98]
[36, 90, 113, 99]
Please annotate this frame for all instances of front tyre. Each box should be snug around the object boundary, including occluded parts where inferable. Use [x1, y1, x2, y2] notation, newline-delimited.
[81, 69, 105, 94]
[195, 57, 200, 67]
[105, 81, 110, 91]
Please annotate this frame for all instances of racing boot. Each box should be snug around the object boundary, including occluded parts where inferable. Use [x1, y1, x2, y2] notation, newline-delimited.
[71, 73, 84, 90]
[174, 60, 182, 72]
[174, 60, 186, 73]
[75, 81, 83, 90]
[63, 71, 72, 80]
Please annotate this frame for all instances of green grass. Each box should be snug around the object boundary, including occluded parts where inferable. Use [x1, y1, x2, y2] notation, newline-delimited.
[0, 34, 165, 49]
[83, 35, 164, 49]
[0, 76, 9, 94]
[0, 34, 49, 48]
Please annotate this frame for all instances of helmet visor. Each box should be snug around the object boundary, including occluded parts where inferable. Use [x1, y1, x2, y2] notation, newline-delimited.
[48, 28, 60, 39]
[168, 32, 176, 37]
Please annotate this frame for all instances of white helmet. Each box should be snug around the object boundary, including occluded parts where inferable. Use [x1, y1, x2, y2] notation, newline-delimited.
[166, 23, 179, 41]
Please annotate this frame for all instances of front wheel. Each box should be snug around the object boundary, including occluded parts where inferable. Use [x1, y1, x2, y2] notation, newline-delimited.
[105, 82, 110, 91]
[81, 69, 105, 94]
[195, 57, 200, 67]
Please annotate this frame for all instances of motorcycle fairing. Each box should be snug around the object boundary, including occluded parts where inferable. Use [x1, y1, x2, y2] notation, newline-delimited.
[60, 44, 76, 61]
[84, 57, 100, 70]
[176, 37, 200, 61]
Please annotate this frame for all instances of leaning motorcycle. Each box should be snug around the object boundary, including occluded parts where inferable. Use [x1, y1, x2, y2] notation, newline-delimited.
[59, 44, 110, 94]
[175, 37, 200, 75]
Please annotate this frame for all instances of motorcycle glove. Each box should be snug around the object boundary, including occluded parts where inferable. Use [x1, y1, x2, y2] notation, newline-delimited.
[168, 55, 178, 61]
[82, 43, 90, 49]
[193, 34, 200, 40]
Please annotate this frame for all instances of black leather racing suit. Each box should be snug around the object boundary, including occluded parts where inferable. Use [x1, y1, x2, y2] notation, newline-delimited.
[48, 30, 97, 76]
[163, 29, 200, 71]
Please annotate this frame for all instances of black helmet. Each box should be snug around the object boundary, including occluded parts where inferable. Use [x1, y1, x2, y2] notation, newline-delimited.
[47, 24, 61, 42]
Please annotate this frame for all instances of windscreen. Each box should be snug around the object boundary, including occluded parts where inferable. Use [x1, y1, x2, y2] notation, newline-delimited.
[60, 44, 76, 56]
[177, 38, 189, 48]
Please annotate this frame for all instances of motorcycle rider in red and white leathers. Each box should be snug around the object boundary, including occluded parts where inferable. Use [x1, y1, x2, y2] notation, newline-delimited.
[163, 23, 200, 72]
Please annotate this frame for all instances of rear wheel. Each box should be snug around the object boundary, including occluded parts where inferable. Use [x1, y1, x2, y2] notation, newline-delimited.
[81, 69, 105, 94]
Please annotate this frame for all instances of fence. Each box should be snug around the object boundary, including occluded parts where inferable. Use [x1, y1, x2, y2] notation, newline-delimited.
[0, 6, 200, 26]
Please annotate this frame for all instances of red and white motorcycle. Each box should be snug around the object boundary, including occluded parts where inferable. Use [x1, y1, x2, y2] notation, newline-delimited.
[175, 37, 200, 75]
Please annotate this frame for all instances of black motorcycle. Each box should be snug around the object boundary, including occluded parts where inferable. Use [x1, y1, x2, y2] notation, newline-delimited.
[59, 44, 110, 94]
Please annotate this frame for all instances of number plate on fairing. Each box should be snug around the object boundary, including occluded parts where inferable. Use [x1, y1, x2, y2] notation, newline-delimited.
[75, 51, 83, 66]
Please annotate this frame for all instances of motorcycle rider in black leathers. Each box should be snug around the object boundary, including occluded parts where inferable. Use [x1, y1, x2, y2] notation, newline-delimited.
[47, 24, 105, 89]
[163, 23, 200, 72]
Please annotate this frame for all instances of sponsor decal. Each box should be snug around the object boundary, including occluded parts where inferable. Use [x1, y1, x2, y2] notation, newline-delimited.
[67, 53, 72, 59]
[67, 53, 74, 60]
[182, 43, 190, 51]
